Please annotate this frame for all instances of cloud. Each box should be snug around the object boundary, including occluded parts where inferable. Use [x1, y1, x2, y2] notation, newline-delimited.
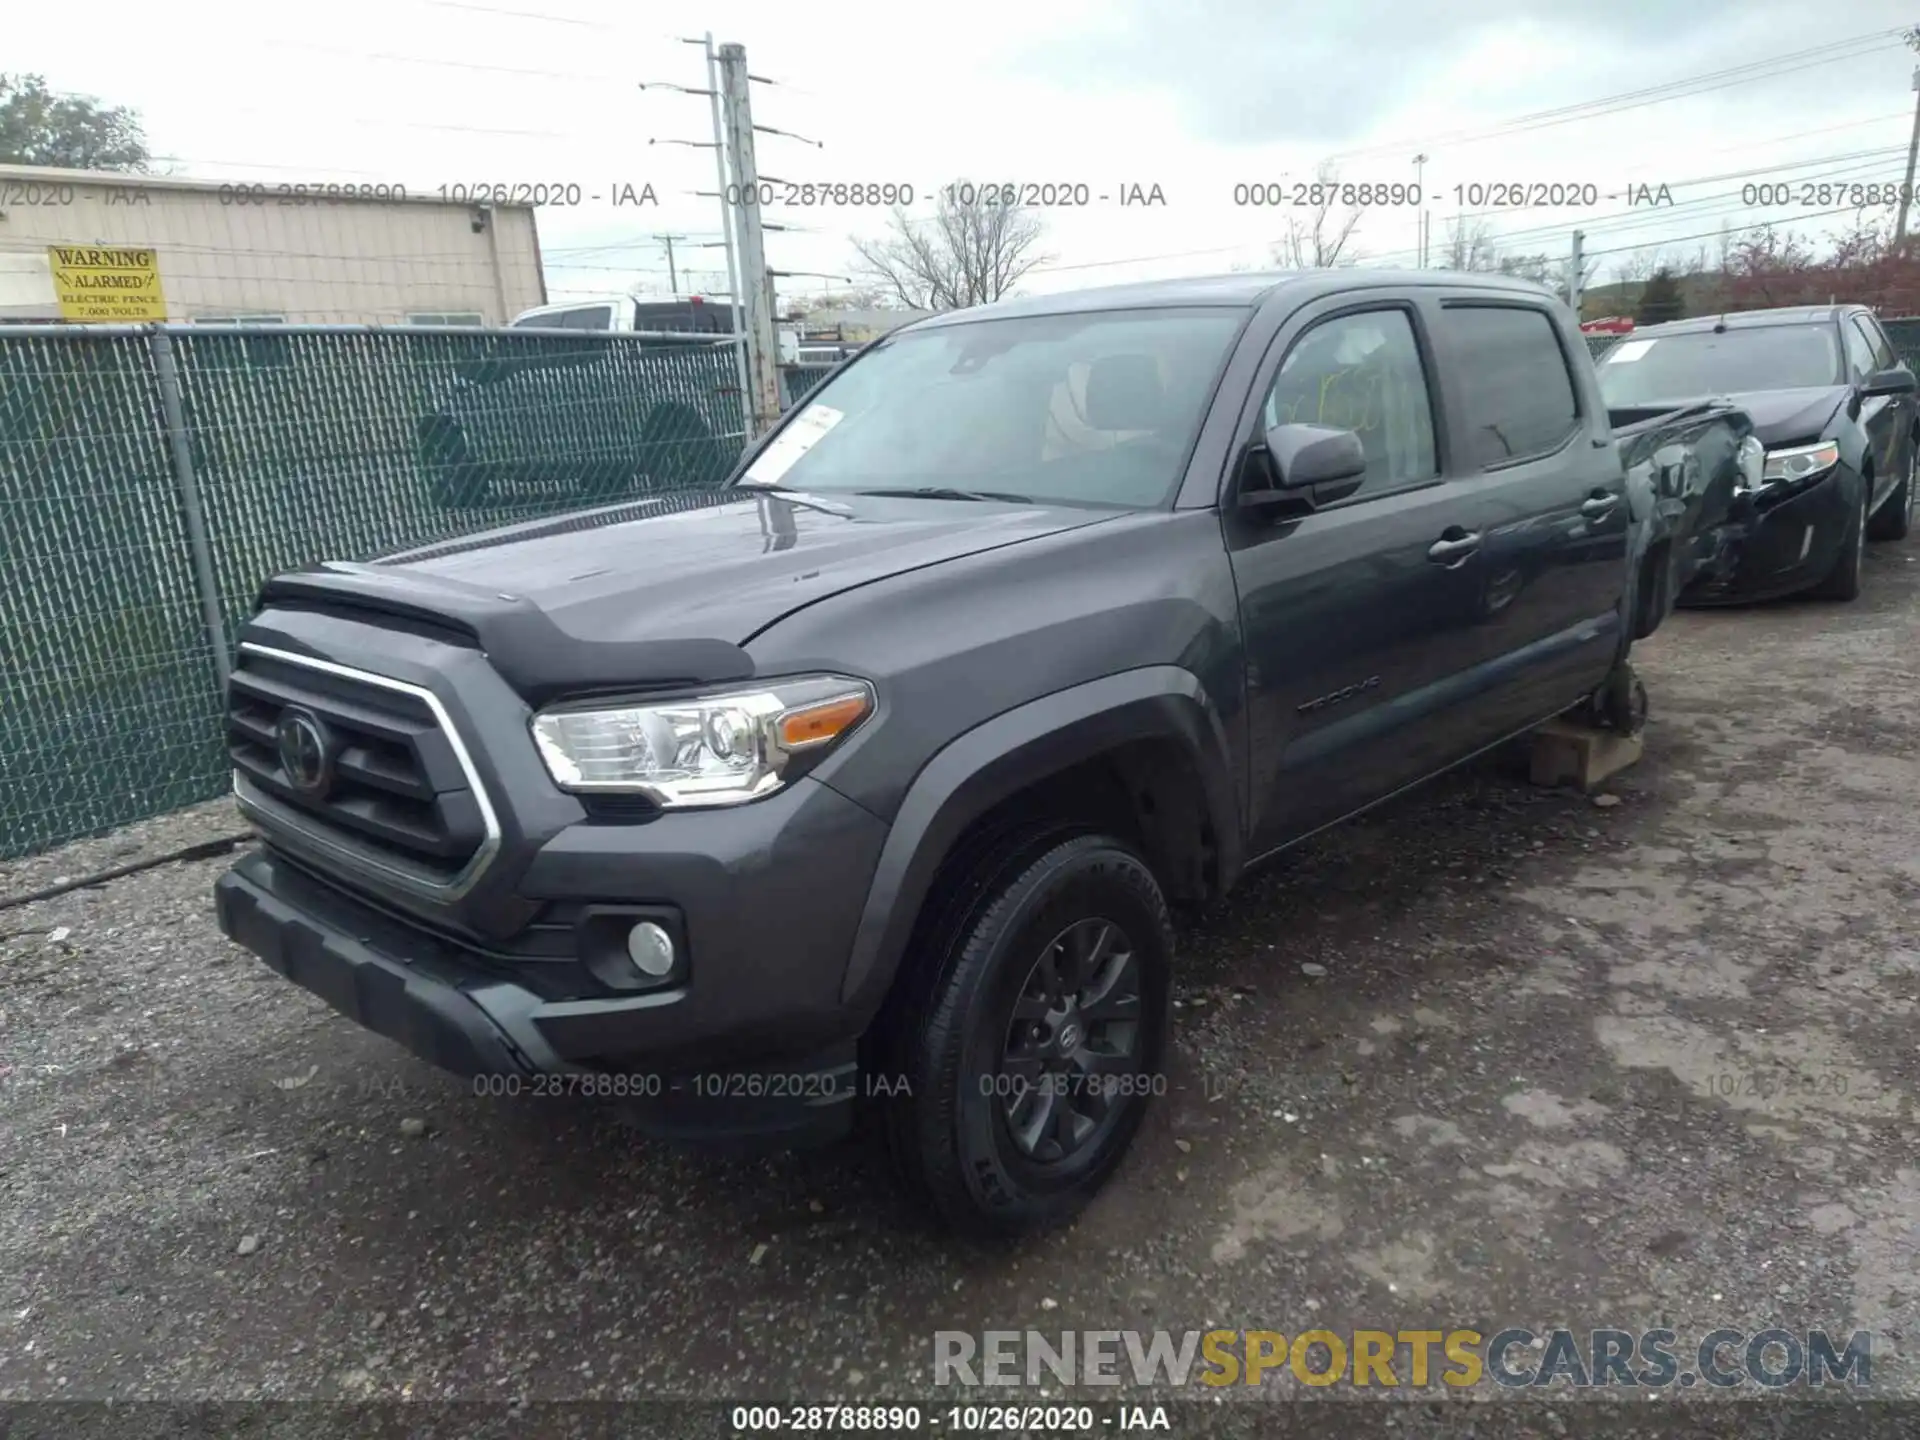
[1004, 0, 1884, 148]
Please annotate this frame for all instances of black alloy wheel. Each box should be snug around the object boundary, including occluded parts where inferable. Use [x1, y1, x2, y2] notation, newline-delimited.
[998, 916, 1144, 1163]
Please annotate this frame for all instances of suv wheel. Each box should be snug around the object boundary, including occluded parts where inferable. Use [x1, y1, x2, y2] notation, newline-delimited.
[1867, 443, 1914, 542]
[1810, 475, 1868, 601]
[881, 829, 1172, 1236]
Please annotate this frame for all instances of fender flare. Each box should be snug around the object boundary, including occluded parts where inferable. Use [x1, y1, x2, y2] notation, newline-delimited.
[837, 665, 1241, 1012]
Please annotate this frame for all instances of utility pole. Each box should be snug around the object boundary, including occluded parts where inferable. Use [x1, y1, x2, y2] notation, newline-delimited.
[652, 233, 688, 293]
[718, 42, 783, 437]
[1412, 153, 1428, 268]
[1568, 229, 1586, 317]
[648, 40, 754, 440]
[1899, 48, 1920, 251]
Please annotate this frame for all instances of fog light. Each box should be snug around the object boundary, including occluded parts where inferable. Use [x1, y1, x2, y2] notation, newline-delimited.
[626, 921, 676, 978]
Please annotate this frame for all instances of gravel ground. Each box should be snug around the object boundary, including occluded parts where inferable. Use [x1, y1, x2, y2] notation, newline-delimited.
[3, 539, 1917, 1426]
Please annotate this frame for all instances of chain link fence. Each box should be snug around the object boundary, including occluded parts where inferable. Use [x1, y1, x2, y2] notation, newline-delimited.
[1, 324, 748, 859]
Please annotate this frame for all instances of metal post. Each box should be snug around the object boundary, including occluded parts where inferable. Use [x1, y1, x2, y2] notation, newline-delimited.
[480, 203, 511, 324]
[718, 41, 785, 436]
[1898, 66, 1920, 252]
[1412, 154, 1428, 268]
[1568, 230, 1585, 317]
[705, 34, 757, 440]
[148, 326, 232, 688]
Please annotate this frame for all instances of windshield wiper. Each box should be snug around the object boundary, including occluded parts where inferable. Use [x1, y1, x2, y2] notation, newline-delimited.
[854, 486, 1035, 504]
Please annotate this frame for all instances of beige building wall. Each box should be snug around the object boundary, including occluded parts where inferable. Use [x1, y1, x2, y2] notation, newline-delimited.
[0, 165, 545, 325]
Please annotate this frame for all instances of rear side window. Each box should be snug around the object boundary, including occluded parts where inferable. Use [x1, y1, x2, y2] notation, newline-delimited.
[1441, 305, 1579, 468]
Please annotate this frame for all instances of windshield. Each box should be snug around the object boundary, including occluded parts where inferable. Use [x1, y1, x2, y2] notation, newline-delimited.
[737, 308, 1245, 507]
[1596, 324, 1842, 404]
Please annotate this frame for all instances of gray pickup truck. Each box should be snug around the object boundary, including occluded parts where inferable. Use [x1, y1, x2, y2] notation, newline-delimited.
[214, 270, 1752, 1234]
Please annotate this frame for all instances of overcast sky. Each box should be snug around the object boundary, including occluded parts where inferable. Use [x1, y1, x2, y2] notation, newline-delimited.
[13, 0, 1920, 308]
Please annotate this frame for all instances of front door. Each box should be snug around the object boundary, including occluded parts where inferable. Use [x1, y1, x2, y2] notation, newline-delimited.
[1850, 312, 1911, 512]
[1225, 295, 1514, 855]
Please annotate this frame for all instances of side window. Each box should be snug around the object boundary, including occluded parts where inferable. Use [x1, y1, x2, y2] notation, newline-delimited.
[1439, 305, 1579, 468]
[1261, 308, 1437, 496]
[1842, 319, 1876, 383]
[1852, 315, 1895, 374]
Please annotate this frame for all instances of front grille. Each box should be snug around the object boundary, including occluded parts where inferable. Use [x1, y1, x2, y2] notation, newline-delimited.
[227, 643, 499, 897]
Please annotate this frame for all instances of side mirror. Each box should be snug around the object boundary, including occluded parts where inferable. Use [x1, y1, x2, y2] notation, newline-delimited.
[1240, 422, 1367, 509]
[1862, 366, 1917, 399]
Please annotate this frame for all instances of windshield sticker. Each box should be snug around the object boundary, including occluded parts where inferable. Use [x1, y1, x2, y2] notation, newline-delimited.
[741, 404, 844, 485]
[1605, 339, 1655, 363]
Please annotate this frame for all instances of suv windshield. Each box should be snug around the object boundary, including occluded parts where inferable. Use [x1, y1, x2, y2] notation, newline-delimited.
[1596, 324, 1842, 404]
[738, 307, 1245, 507]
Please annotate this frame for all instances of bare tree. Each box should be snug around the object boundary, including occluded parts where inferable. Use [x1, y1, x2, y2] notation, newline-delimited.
[852, 188, 1049, 311]
[1273, 164, 1365, 268]
[1438, 216, 1501, 272]
[1610, 250, 1659, 288]
[787, 285, 897, 313]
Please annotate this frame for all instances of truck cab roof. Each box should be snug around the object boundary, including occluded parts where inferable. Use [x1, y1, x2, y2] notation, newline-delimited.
[910, 269, 1559, 329]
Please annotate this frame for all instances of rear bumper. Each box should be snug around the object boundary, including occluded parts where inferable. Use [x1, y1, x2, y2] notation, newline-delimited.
[1679, 467, 1857, 604]
[215, 849, 859, 1145]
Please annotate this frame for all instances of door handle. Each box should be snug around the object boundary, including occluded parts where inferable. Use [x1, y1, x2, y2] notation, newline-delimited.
[1580, 491, 1620, 518]
[1427, 529, 1482, 566]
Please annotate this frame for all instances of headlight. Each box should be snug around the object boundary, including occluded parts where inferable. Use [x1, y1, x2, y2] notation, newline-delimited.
[1735, 434, 1765, 493]
[1760, 441, 1840, 487]
[530, 675, 874, 806]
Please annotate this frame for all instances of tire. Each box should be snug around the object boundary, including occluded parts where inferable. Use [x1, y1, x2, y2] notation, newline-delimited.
[1866, 444, 1913, 542]
[1597, 660, 1649, 735]
[879, 828, 1173, 1236]
[1810, 475, 1867, 601]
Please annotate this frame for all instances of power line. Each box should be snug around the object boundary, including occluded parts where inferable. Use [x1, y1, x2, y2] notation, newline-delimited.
[1580, 204, 1869, 259]
[1024, 152, 1913, 281]
[256, 37, 632, 83]
[1429, 151, 1910, 252]
[419, 0, 616, 26]
[1326, 27, 1907, 161]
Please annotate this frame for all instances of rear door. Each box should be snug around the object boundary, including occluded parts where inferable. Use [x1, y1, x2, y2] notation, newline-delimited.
[1226, 291, 1515, 853]
[1424, 296, 1628, 735]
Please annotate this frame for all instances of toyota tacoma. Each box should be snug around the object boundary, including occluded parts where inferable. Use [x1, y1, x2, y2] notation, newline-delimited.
[215, 271, 1752, 1234]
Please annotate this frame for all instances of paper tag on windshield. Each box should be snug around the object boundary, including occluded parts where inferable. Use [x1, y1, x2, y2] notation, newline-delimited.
[1605, 339, 1655, 363]
[741, 404, 844, 486]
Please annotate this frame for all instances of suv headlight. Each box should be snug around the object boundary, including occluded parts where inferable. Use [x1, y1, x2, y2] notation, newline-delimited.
[530, 675, 874, 807]
[1760, 441, 1840, 487]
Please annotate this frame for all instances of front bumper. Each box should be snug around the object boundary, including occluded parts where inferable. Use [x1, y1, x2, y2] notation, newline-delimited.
[1679, 467, 1858, 604]
[216, 760, 891, 1144]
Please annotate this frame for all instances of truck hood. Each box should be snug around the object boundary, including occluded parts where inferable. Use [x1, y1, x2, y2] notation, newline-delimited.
[255, 488, 1110, 703]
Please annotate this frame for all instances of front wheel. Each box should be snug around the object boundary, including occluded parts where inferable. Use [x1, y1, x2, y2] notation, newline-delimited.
[1867, 444, 1913, 542]
[881, 830, 1173, 1236]
[1810, 475, 1868, 601]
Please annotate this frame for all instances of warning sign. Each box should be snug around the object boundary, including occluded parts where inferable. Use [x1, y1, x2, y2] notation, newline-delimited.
[47, 245, 167, 321]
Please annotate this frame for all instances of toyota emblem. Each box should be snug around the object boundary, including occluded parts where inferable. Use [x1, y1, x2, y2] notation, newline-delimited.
[275, 709, 334, 797]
